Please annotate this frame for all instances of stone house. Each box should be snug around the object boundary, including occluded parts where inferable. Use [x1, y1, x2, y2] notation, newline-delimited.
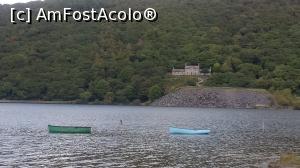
[172, 63, 211, 76]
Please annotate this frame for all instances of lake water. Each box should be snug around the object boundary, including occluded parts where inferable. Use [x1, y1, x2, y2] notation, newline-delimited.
[0, 103, 299, 167]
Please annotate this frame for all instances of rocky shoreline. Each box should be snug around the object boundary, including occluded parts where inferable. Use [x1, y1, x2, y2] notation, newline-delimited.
[1, 87, 276, 109]
[152, 87, 275, 109]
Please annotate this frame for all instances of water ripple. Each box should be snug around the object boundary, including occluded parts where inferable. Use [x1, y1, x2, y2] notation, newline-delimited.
[0, 104, 299, 167]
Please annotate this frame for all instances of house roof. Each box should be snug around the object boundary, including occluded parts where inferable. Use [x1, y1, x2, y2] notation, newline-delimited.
[185, 65, 199, 69]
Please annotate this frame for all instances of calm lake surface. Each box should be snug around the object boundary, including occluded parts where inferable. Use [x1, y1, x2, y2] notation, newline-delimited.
[0, 103, 299, 167]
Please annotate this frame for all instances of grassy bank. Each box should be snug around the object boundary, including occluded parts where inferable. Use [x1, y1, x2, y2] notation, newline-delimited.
[163, 76, 199, 93]
[273, 89, 300, 110]
[269, 153, 300, 168]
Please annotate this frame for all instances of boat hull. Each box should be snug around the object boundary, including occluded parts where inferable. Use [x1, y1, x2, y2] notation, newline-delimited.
[48, 125, 91, 134]
[169, 127, 210, 135]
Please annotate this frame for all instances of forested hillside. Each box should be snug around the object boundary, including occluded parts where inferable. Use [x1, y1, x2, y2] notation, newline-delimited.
[0, 0, 299, 105]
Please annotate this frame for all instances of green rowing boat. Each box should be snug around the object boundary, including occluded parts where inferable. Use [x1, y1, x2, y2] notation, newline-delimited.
[48, 125, 91, 134]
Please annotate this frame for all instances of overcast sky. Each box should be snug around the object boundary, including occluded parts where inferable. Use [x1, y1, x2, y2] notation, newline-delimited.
[0, 0, 42, 4]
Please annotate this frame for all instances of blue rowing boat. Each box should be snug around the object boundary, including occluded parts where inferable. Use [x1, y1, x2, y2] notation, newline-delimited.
[169, 127, 210, 135]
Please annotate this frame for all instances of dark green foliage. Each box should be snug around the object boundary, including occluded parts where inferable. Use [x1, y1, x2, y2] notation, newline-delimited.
[104, 92, 114, 104]
[89, 79, 111, 100]
[0, 0, 299, 103]
[79, 91, 92, 103]
[206, 72, 252, 87]
[185, 79, 197, 86]
[148, 85, 163, 101]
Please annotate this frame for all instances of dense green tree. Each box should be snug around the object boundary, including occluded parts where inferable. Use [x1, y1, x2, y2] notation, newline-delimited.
[238, 63, 262, 79]
[212, 63, 222, 73]
[104, 92, 114, 104]
[79, 91, 92, 103]
[148, 85, 163, 101]
[89, 80, 111, 100]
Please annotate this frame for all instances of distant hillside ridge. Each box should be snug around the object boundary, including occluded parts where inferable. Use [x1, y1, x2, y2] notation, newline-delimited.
[0, 0, 299, 104]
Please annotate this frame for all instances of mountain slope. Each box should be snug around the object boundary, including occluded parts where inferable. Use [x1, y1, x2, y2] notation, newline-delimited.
[0, 0, 299, 104]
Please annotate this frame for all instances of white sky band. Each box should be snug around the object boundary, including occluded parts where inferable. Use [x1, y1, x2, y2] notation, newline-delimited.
[0, 0, 42, 5]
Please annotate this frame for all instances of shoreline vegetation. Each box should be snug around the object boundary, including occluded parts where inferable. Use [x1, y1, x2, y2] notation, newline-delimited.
[268, 153, 300, 168]
[1, 86, 299, 110]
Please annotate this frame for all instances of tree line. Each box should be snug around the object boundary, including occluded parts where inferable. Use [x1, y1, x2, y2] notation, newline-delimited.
[0, 0, 299, 106]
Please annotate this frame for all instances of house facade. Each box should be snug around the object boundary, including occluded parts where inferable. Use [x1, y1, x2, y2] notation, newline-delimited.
[172, 63, 211, 76]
